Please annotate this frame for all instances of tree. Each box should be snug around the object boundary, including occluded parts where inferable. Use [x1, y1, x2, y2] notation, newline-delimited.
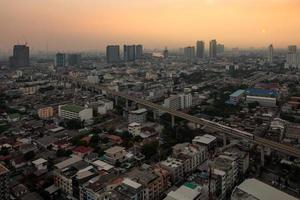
[24, 151, 35, 161]
[66, 119, 83, 129]
[141, 141, 159, 160]
[90, 134, 100, 148]
[56, 149, 72, 157]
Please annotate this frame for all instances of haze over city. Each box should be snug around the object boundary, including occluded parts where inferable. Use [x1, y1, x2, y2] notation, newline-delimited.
[1, 0, 300, 51]
[1, 1, 300, 200]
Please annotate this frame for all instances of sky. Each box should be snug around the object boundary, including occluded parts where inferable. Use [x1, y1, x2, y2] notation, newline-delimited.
[0, 0, 300, 52]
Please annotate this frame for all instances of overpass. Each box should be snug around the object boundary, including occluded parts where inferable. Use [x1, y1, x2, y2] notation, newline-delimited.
[52, 74, 300, 158]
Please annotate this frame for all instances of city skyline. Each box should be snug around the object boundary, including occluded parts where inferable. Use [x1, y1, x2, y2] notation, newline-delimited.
[1, 0, 300, 52]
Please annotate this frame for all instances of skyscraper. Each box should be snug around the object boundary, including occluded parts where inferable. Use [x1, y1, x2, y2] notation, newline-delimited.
[136, 45, 143, 59]
[9, 44, 30, 68]
[68, 53, 81, 66]
[268, 44, 274, 63]
[196, 41, 205, 59]
[0, 164, 9, 200]
[55, 53, 66, 67]
[163, 47, 169, 59]
[124, 45, 136, 62]
[106, 45, 120, 63]
[288, 45, 297, 54]
[217, 44, 225, 54]
[184, 46, 196, 62]
[285, 45, 299, 69]
[209, 39, 217, 59]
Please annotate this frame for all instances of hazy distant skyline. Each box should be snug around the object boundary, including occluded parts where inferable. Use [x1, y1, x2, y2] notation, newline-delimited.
[1, 0, 300, 52]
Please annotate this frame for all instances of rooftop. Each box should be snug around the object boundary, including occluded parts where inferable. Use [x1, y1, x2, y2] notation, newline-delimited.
[105, 146, 125, 154]
[230, 89, 245, 97]
[164, 182, 202, 200]
[54, 155, 82, 170]
[193, 134, 216, 145]
[60, 104, 85, 113]
[233, 179, 298, 200]
[130, 108, 147, 114]
[246, 88, 278, 98]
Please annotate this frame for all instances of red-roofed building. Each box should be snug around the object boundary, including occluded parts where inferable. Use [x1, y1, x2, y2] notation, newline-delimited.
[104, 134, 123, 145]
[72, 146, 94, 157]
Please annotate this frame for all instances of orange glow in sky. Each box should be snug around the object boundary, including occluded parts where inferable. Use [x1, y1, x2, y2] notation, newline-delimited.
[0, 0, 300, 51]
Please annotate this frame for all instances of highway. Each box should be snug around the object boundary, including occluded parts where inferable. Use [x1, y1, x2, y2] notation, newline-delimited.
[53, 74, 300, 158]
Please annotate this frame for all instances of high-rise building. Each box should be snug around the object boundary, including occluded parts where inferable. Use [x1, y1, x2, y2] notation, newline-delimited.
[285, 45, 300, 69]
[268, 44, 274, 63]
[196, 41, 205, 59]
[0, 164, 9, 200]
[106, 45, 120, 63]
[136, 44, 143, 59]
[288, 45, 297, 53]
[184, 46, 195, 62]
[217, 44, 225, 54]
[9, 44, 30, 68]
[124, 45, 136, 62]
[209, 39, 217, 59]
[68, 54, 81, 66]
[55, 53, 66, 67]
[163, 48, 169, 59]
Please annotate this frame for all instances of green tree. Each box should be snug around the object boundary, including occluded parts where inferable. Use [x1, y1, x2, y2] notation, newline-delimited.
[141, 141, 159, 160]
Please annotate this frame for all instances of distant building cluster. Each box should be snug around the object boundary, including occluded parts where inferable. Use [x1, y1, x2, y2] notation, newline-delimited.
[106, 44, 143, 63]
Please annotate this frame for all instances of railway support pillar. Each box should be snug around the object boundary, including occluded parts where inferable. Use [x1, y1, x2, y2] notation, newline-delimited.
[114, 96, 118, 106]
[223, 133, 227, 146]
[125, 99, 129, 110]
[260, 146, 265, 167]
[153, 110, 157, 121]
[171, 115, 175, 128]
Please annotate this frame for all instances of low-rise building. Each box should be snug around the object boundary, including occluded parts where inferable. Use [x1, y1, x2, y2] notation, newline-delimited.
[231, 178, 298, 200]
[164, 182, 203, 200]
[0, 163, 9, 200]
[228, 90, 245, 105]
[128, 108, 147, 124]
[104, 146, 127, 164]
[58, 104, 93, 121]
[192, 134, 217, 152]
[38, 106, 54, 119]
[246, 96, 277, 107]
[172, 143, 207, 174]
[128, 122, 142, 136]
[161, 158, 184, 184]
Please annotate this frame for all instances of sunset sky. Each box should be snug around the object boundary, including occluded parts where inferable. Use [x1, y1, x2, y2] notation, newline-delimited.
[1, 0, 300, 52]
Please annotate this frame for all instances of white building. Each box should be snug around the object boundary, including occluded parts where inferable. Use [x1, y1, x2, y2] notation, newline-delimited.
[128, 122, 142, 136]
[58, 104, 93, 121]
[228, 90, 245, 105]
[97, 99, 114, 115]
[172, 143, 207, 174]
[246, 96, 276, 107]
[164, 95, 182, 110]
[192, 134, 217, 152]
[231, 179, 298, 200]
[161, 158, 184, 184]
[164, 182, 203, 200]
[128, 108, 147, 124]
[213, 155, 239, 200]
[164, 94, 193, 110]
[32, 158, 47, 171]
[87, 75, 100, 84]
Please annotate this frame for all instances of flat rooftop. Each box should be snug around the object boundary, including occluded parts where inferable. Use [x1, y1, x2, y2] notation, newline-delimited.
[60, 104, 84, 113]
[230, 89, 245, 97]
[233, 178, 298, 200]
